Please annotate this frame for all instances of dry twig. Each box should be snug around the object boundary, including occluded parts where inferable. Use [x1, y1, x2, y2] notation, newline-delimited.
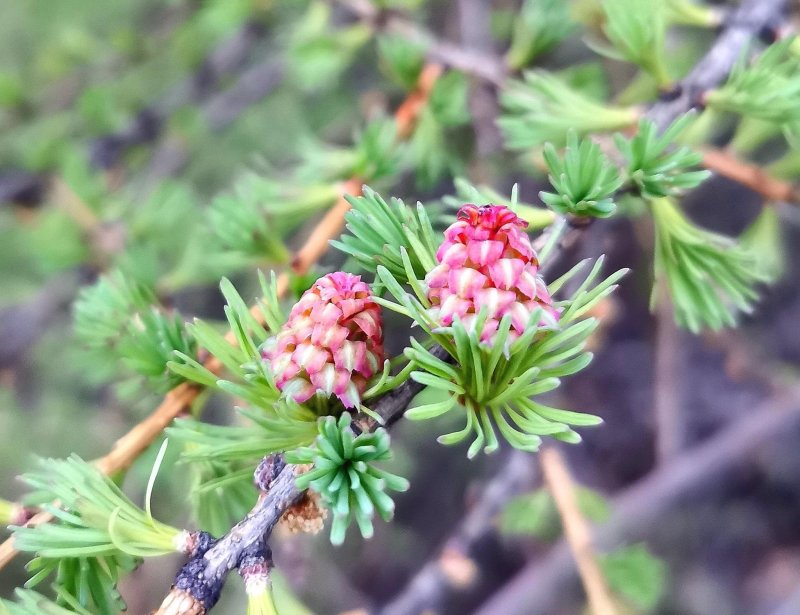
[541, 447, 618, 615]
[701, 148, 800, 205]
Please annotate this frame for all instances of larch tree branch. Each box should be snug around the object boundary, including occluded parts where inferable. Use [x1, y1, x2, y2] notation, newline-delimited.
[0, 63, 442, 575]
[337, 0, 795, 207]
[648, 0, 788, 131]
[2, 0, 791, 610]
[154, 345, 451, 614]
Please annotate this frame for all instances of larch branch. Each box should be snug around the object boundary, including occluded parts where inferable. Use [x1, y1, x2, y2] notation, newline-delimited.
[0, 64, 441, 576]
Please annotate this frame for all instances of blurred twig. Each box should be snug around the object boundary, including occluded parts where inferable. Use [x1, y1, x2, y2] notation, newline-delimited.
[90, 21, 269, 170]
[702, 148, 800, 205]
[377, 451, 536, 615]
[0, 274, 78, 372]
[0, 25, 282, 370]
[0, 170, 46, 208]
[541, 446, 618, 615]
[332, 0, 507, 85]
[457, 0, 503, 159]
[136, 56, 285, 192]
[648, 0, 788, 131]
[653, 294, 684, 463]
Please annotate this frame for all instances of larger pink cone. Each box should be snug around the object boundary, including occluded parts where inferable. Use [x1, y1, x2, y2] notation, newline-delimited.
[425, 204, 559, 344]
[262, 272, 384, 408]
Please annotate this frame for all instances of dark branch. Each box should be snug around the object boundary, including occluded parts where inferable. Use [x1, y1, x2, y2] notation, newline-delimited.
[0, 170, 47, 209]
[473, 386, 800, 615]
[337, 0, 788, 133]
[647, 0, 788, 130]
[155, 345, 450, 613]
[135, 57, 285, 193]
[378, 450, 536, 615]
[333, 0, 508, 85]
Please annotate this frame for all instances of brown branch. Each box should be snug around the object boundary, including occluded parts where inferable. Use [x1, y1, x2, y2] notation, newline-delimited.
[474, 385, 800, 615]
[377, 451, 536, 615]
[540, 446, 618, 615]
[701, 147, 800, 205]
[333, 0, 506, 86]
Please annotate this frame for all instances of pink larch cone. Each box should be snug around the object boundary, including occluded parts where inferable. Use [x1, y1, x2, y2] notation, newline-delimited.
[262, 272, 384, 408]
[425, 204, 559, 344]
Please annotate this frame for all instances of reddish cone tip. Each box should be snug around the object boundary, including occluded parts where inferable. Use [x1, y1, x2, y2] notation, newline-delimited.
[263, 272, 384, 408]
[457, 203, 529, 231]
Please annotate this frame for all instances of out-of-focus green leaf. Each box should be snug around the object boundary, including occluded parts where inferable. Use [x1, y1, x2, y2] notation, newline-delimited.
[599, 544, 667, 610]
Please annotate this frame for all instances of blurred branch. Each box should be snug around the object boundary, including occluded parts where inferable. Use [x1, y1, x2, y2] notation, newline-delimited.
[378, 451, 536, 615]
[474, 385, 800, 615]
[89, 21, 269, 170]
[332, 0, 507, 85]
[653, 294, 684, 463]
[136, 57, 285, 192]
[457, 0, 503, 158]
[49, 178, 127, 268]
[0, 273, 78, 372]
[0, 170, 47, 208]
[540, 446, 618, 615]
[0, 25, 280, 371]
[2, 22, 272, 209]
[648, 0, 788, 130]
[702, 148, 800, 205]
